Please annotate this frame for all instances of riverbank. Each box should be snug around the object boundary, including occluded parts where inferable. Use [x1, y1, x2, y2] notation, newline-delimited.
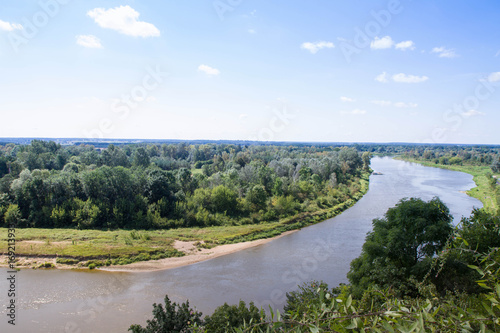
[0, 174, 370, 270]
[395, 157, 499, 213]
[100, 230, 297, 272]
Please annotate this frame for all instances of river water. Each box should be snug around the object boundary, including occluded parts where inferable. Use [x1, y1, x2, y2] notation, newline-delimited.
[0, 157, 483, 332]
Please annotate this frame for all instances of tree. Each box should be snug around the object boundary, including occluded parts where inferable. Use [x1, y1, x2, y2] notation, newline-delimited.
[133, 147, 151, 168]
[129, 295, 202, 333]
[203, 300, 264, 333]
[4, 204, 21, 226]
[361, 151, 372, 171]
[246, 185, 267, 211]
[211, 185, 237, 215]
[348, 197, 453, 297]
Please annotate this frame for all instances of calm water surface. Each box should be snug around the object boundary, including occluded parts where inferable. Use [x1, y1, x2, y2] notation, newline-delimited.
[0, 157, 483, 332]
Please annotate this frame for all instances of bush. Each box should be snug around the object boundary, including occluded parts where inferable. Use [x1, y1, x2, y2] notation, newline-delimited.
[56, 258, 80, 265]
[129, 295, 202, 333]
[203, 300, 264, 333]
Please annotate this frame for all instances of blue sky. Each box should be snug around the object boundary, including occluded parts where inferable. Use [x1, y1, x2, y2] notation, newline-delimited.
[0, 0, 499, 144]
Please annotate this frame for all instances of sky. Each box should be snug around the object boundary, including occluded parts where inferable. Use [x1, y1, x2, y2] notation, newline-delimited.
[0, 0, 499, 144]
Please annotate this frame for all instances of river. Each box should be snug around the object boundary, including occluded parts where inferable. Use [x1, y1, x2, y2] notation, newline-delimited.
[0, 157, 483, 332]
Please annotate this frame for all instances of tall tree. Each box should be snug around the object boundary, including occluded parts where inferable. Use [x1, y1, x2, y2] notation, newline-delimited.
[348, 197, 453, 296]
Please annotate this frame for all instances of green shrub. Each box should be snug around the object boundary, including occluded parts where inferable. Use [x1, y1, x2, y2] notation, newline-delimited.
[56, 258, 80, 265]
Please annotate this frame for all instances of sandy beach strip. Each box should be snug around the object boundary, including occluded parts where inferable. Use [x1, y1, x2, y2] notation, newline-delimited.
[98, 230, 297, 272]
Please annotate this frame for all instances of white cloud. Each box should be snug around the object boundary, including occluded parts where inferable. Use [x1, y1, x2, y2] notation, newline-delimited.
[146, 96, 157, 103]
[340, 96, 355, 103]
[76, 35, 102, 48]
[341, 109, 366, 115]
[431, 46, 457, 58]
[198, 64, 220, 76]
[87, 6, 160, 38]
[462, 110, 485, 117]
[248, 29, 256, 34]
[394, 102, 418, 108]
[375, 72, 389, 83]
[370, 36, 394, 49]
[239, 113, 248, 119]
[301, 41, 334, 54]
[0, 19, 23, 31]
[496, 50, 500, 57]
[395, 40, 415, 51]
[371, 100, 392, 106]
[488, 72, 500, 82]
[392, 73, 428, 83]
[371, 100, 417, 108]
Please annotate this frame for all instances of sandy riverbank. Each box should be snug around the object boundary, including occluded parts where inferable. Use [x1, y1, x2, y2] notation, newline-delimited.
[0, 230, 297, 272]
[99, 230, 297, 272]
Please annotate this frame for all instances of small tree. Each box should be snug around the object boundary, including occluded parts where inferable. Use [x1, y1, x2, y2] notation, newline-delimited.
[4, 204, 21, 226]
[129, 295, 202, 333]
[203, 300, 264, 333]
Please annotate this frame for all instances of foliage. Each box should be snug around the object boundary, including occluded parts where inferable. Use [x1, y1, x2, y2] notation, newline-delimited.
[348, 197, 453, 297]
[129, 295, 202, 333]
[0, 141, 368, 230]
[202, 300, 264, 333]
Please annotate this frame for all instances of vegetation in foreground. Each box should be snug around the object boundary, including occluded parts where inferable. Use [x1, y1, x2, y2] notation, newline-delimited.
[130, 198, 500, 332]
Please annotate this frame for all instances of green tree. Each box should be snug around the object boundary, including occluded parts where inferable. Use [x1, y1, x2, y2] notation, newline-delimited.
[203, 300, 264, 333]
[4, 204, 21, 226]
[133, 147, 151, 168]
[129, 295, 202, 333]
[361, 151, 372, 171]
[211, 185, 237, 215]
[348, 197, 453, 297]
[246, 185, 268, 211]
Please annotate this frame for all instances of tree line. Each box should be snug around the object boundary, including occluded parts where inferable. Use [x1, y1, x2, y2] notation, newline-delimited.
[0, 140, 369, 229]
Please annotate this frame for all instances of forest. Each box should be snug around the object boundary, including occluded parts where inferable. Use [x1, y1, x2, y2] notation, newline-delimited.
[0, 140, 370, 230]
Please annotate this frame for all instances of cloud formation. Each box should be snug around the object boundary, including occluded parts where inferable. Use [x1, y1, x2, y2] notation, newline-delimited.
[0, 19, 22, 31]
[87, 6, 160, 37]
[488, 72, 500, 82]
[431, 46, 457, 58]
[76, 35, 103, 48]
[395, 40, 415, 51]
[375, 72, 389, 83]
[198, 64, 220, 76]
[462, 110, 485, 117]
[370, 36, 394, 49]
[371, 100, 417, 108]
[340, 96, 355, 102]
[301, 41, 334, 54]
[392, 73, 429, 83]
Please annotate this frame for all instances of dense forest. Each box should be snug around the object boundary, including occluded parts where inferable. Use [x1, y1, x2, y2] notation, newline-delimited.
[0, 140, 370, 230]
[399, 145, 500, 169]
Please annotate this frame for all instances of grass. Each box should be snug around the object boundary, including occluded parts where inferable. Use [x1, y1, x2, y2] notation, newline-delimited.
[396, 157, 499, 214]
[0, 174, 370, 268]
